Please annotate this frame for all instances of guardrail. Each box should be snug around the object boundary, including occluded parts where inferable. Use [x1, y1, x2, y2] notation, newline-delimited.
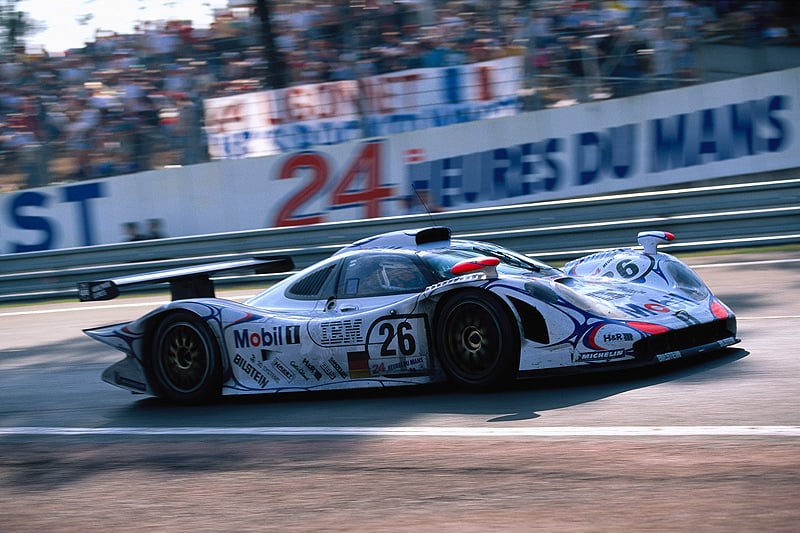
[1, 177, 798, 303]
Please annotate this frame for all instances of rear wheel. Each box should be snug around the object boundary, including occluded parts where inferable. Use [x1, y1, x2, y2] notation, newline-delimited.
[436, 291, 519, 390]
[150, 312, 222, 404]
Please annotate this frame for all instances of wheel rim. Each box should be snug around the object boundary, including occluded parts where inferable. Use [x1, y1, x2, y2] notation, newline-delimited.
[443, 300, 502, 379]
[157, 322, 211, 393]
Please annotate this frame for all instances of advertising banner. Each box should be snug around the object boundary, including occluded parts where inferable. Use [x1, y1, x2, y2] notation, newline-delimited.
[204, 56, 524, 158]
[1, 67, 798, 253]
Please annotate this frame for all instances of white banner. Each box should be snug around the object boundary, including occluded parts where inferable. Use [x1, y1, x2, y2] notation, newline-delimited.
[204, 56, 524, 159]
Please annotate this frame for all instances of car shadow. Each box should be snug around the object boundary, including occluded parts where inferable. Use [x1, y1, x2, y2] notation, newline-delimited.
[484, 347, 749, 422]
[113, 347, 748, 426]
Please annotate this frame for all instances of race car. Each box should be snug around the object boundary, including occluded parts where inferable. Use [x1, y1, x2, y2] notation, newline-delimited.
[78, 226, 739, 404]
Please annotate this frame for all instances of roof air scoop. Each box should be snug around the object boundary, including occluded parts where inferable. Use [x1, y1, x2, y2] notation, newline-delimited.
[451, 256, 500, 278]
[637, 231, 675, 255]
[416, 226, 451, 245]
[336, 226, 451, 254]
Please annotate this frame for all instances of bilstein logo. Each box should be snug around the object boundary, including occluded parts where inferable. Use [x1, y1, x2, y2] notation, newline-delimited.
[234, 326, 301, 348]
[233, 354, 269, 388]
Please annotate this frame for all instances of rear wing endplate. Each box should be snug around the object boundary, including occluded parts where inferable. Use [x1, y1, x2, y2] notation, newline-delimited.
[77, 255, 294, 302]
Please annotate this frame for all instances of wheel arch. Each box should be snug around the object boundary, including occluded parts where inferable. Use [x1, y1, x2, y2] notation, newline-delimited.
[139, 305, 228, 361]
[432, 287, 522, 388]
[433, 287, 522, 347]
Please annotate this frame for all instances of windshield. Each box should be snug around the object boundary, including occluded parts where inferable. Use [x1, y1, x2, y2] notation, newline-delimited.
[420, 240, 561, 280]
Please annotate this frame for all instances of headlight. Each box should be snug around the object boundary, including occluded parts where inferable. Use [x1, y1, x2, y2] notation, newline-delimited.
[662, 259, 709, 300]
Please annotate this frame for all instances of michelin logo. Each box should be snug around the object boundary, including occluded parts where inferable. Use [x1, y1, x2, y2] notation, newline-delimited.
[574, 349, 625, 362]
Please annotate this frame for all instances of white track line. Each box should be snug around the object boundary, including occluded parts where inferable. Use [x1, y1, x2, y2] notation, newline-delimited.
[690, 258, 800, 268]
[0, 301, 167, 317]
[737, 315, 800, 320]
[0, 426, 798, 437]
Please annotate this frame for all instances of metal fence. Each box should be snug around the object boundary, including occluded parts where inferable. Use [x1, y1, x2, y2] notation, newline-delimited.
[1, 175, 797, 303]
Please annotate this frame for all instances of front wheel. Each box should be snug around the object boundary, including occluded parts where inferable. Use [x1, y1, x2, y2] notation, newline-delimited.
[436, 291, 519, 390]
[150, 312, 222, 404]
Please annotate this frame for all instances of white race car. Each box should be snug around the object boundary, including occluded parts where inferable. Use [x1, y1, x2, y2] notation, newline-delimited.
[79, 227, 739, 403]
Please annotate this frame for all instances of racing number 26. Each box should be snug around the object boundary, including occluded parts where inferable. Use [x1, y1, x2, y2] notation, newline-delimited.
[379, 321, 416, 357]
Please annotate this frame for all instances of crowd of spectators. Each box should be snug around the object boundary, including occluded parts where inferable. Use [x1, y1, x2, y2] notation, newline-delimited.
[1, 0, 797, 190]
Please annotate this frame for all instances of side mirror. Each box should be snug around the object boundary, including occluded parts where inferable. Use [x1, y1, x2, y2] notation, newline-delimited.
[637, 231, 675, 255]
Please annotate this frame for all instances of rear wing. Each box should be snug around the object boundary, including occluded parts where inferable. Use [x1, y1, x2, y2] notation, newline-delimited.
[77, 255, 294, 302]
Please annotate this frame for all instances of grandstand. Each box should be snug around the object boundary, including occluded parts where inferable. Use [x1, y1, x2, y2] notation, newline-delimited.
[1, 0, 798, 191]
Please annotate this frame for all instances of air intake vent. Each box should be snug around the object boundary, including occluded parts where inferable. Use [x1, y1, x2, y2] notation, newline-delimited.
[416, 226, 450, 245]
[632, 319, 736, 360]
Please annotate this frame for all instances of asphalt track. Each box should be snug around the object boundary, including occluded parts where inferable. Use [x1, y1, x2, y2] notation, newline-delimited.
[0, 251, 798, 531]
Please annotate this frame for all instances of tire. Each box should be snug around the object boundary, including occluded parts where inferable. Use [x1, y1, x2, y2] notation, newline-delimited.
[150, 311, 222, 404]
[436, 290, 519, 390]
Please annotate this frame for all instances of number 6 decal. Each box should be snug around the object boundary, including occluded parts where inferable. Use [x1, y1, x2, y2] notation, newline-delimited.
[615, 256, 655, 280]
